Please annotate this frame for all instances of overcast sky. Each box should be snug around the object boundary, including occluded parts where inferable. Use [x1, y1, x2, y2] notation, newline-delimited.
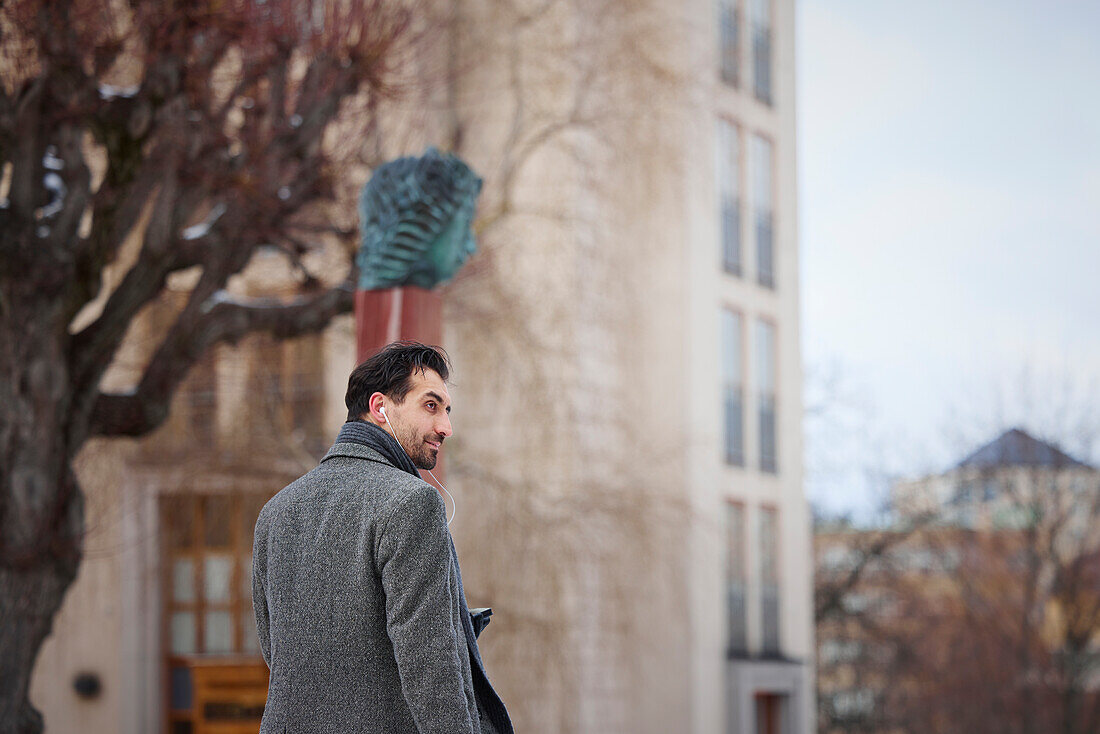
[797, 0, 1100, 517]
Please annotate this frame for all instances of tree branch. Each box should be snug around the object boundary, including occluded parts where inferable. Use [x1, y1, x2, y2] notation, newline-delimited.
[86, 278, 354, 438]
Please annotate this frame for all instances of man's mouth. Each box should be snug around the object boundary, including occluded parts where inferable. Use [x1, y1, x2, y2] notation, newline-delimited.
[425, 439, 442, 450]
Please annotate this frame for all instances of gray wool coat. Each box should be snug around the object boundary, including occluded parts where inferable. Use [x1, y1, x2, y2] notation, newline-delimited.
[252, 441, 507, 734]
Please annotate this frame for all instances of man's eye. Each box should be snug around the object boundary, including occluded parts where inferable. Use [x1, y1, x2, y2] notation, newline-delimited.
[426, 402, 436, 410]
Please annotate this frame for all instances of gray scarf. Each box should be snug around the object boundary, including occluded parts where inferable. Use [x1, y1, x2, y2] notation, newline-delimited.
[336, 420, 420, 477]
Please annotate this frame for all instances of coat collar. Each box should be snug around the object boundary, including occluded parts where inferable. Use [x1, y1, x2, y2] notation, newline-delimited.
[320, 442, 394, 466]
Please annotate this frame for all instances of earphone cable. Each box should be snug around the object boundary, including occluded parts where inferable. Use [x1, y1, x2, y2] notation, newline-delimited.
[381, 408, 456, 526]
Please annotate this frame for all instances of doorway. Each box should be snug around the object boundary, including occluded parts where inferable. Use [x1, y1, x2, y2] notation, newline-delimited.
[754, 692, 785, 734]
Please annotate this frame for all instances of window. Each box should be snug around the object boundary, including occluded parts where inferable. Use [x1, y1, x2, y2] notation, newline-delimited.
[755, 319, 777, 473]
[750, 134, 774, 288]
[831, 688, 874, 720]
[717, 120, 742, 275]
[162, 492, 273, 733]
[759, 506, 780, 655]
[750, 0, 772, 104]
[721, 308, 744, 465]
[819, 639, 863, 666]
[249, 333, 327, 455]
[726, 502, 747, 655]
[718, 0, 740, 86]
[187, 354, 218, 447]
[147, 292, 220, 450]
[283, 334, 327, 450]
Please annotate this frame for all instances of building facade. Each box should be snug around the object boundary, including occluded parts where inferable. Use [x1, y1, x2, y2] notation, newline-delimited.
[27, 2, 811, 733]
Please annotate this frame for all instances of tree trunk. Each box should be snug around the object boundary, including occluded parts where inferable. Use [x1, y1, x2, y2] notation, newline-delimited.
[0, 559, 78, 734]
[0, 233, 85, 734]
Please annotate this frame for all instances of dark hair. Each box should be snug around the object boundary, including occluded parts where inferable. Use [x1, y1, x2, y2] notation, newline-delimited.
[345, 341, 451, 421]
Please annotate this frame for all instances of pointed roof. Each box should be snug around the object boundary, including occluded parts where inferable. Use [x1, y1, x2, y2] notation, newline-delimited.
[956, 427, 1091, 470]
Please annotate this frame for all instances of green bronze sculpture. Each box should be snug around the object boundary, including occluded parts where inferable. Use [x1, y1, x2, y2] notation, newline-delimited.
[357, 147, 483, 290]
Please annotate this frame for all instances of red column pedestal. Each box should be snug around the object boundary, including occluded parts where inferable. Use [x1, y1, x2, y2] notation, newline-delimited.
[354, 286, 443, 362]
[354, 286, 448, 487]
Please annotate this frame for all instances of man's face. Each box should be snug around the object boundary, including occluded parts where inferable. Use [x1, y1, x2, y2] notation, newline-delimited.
[385, 369, 452, 470]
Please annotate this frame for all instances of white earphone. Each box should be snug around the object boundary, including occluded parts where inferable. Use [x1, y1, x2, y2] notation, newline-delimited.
[380, 404, 456, 526]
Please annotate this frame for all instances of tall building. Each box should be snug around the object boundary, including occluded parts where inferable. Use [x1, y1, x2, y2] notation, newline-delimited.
[707, 0, 814, 730]
[442, 0, 811, 731]
[27, 1, 810, 733]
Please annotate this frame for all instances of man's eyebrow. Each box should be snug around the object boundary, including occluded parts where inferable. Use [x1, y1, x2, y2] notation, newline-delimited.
[424, 391, 451, 412]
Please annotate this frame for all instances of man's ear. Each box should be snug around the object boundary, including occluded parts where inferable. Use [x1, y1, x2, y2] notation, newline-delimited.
[367, 392, 387, 424]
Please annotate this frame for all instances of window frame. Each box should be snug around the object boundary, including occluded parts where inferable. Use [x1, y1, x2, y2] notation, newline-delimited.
[758, 503, 781, 655]
[748, 131, 776, 289]
[716, 117, 745, 277]
[721, 305, 747, 466]
[754, 316, 779, 474]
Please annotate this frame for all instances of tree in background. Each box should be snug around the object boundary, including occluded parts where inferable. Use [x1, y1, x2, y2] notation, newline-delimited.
[816, 425, 1100, 734]
[0, 2, 416, 730]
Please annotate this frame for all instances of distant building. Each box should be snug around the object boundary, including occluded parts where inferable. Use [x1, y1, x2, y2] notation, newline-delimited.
[893, 428, 1097, 534]
[815, 428, 1100, 734]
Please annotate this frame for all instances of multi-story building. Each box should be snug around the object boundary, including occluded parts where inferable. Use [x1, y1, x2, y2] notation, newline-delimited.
[443, 0, 811, 731]
[27, 2, 811, 733]
[707, 0, 814, 731]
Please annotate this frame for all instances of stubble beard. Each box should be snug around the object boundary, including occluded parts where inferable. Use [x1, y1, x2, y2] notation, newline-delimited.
[397, 424, 440, 470]
[412, 441, 439, 471]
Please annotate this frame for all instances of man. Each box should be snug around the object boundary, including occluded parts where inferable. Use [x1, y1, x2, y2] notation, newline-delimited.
[252, 341, 513, 734]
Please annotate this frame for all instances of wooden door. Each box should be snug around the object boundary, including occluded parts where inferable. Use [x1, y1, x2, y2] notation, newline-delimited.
[161, 492, 272, 734]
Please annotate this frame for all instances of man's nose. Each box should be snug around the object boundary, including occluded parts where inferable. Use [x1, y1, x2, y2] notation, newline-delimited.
[437, 412, 453, 438]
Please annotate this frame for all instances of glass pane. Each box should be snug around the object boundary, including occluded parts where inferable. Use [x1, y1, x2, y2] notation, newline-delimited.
[755, 320, 775, 394]
[204, 610, 234, 653]
[241, 608, 260, 656]
[750, 134, 773, 211]
[727, 583, 747, 654]
[170, 666, 193, 711]
[722, 200, 741, 274]
[172, 558, 195, 603]
[753, 27, 772, 104]
[204, 495, 233, 547]
[759, 508, 778, 581]
[760, 396, 777, 473]
[163, 496, 194, 550]
[726, 504, 745, 581]
[756, 213, 774, 288]
[724, 388, 744, 466]
[204, 555, 232, 604]
[170, 612, 196, 654]
[719, 2, 739, 85]
[762, 583, 780, 654]
[722, 310, 743, 384]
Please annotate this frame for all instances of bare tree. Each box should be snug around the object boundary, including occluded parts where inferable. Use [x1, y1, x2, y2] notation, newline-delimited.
[817, 418, 1100, 734]
[0, 2, 419, 730]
